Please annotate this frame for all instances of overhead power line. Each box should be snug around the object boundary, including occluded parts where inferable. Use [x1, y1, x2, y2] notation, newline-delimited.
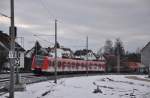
[33, 34, 54, 36]
[0, 12, 10, 18]
[33, 34, 55, 46]
[38, 0, 55, 18]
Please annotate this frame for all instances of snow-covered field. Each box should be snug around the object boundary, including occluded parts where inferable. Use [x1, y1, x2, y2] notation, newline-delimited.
[1, 75, 150, 98]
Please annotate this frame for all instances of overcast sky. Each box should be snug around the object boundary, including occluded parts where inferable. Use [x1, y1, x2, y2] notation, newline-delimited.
[0, 0, 150, 52]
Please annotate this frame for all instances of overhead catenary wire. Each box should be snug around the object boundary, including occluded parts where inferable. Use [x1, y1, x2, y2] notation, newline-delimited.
[33, 34, 55, 46]
[0, 0, 94, 53]
[38, 0, 52, 17]
[35, 0, 87, 39]
[0, 12, 10, 18]
[24, 1, 95, 51]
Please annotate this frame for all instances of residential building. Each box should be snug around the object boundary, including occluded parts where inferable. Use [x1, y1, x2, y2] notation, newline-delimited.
[74, 49, 97, 60]
[0, 30, 25, 71]
[141, 41, 150, 73]
[49, 47, 74, 59]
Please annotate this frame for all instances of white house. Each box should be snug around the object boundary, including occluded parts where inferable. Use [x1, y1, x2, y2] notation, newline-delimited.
[141, 41, 150, 73]
[74, 49, 97, 60]
[49, 48, 74, 58]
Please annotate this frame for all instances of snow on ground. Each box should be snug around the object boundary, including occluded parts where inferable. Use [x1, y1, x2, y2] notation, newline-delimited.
[1, 75, 150, 98]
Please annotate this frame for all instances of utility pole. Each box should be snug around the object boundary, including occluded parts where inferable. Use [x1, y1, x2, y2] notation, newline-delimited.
[149, 65, 150, 78]
[86, 36, 88, 76]
[9, 0, 15, 98]
[117, 47, 120, 73]
[54, 19, 57, 83]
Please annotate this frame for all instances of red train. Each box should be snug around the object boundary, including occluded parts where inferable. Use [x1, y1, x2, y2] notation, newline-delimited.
[31, 55, 106, 74]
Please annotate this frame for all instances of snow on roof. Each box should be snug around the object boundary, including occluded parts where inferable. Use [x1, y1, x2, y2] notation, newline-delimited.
[141, 41, 150, 52]
[0, 31, 25, 51]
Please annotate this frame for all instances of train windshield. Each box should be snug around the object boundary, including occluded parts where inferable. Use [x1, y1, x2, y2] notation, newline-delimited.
[35, 55, 45, 66]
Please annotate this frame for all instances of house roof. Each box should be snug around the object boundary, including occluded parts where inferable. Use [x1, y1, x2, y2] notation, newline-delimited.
[0, 41, 9, 51]
[74, 49, 94, 56]
[49, 47, 73, 53]
[0, 31, 25, 51]
[61, 47, 72, 51]
[141, 41, 150, 52]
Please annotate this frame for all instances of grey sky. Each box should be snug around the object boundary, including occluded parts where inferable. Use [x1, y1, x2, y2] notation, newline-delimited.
[0, 0, 150, 52]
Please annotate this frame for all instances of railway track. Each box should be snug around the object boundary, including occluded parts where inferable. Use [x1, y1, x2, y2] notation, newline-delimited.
[0, 73, 102, 87]
[0, 74, 35, 83]
[0, 73, 51, 96]
[0, 72, 146, 84]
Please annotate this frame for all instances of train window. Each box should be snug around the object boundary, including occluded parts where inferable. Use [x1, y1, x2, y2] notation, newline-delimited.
[62, 62, 65, 69]
[52, 61, 55, 66]
[35, 55, 44, 66]
[62, 62, 65, 65]
[66, 62, 70, 68]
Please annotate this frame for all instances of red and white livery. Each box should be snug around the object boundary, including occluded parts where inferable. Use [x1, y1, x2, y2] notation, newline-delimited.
[32, 55, 106, 74]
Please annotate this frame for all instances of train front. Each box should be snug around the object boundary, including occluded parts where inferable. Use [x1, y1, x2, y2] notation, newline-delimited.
[31, 55, 49, 74]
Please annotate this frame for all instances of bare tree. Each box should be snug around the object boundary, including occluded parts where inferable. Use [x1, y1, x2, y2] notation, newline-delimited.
[114, 38, 125, 73]
[104, 40, 113, 55]
[114, 38, 125, 57]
